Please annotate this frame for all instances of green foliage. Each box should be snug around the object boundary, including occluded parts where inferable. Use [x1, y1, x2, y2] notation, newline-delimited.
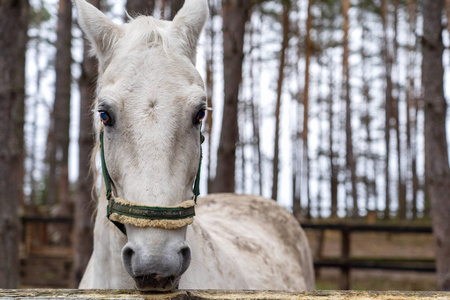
[29, 4, 51, 28]
[358, 0, 381, 16]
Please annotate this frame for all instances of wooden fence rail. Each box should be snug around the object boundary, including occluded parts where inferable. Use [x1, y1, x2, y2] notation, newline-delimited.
[21, 216, 74, 254]
[1, 290, 449, 300]
[301, 222, 435, 290]
[19, 218, 436, 291]
[301, 223, 433, 233]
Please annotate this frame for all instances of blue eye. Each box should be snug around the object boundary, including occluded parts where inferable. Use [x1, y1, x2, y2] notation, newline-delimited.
[195, 109, 206, 124]
[99, 111, 112, 125]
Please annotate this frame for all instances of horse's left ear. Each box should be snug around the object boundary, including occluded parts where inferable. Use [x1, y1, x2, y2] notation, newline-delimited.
[172, 0, 209, 64]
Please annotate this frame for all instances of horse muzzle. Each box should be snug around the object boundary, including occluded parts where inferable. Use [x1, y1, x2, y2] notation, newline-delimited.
[121, 241, 191, 291]
[133, 274, 179, 292]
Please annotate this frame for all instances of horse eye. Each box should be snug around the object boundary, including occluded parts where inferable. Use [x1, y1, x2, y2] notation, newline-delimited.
[99, 111, 112, 125]
[195, 109, 206, 124]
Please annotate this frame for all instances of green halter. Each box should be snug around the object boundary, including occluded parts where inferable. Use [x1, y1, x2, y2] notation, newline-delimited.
[99, 130, 203, 235]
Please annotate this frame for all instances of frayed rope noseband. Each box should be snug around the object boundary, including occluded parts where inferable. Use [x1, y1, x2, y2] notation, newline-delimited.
[100, 130, 203, 235]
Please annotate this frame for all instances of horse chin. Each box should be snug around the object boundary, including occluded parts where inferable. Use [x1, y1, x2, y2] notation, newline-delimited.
[133, 275, 180, 292]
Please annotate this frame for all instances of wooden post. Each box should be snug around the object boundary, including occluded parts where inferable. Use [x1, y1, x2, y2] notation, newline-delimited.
[314, 229, 325, 279]
[340, 228, 350, 290]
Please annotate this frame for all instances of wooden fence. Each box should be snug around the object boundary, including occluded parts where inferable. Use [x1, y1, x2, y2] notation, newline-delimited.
[20, 216, 74, 287]
[1, 289, 449, 300]
[301, 222, 435, 290]
[20, 217, 436, 290]
[21, 216, 73, 253]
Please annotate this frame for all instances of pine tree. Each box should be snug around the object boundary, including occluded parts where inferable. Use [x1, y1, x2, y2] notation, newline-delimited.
[272, 0, 291, 201]
[301, 0, 313, 216]
[422, 0, 450, 290]
[0, 0, 29, 288]
[47, 0, 73, 216]
[342, 0, 358, 218]
[212, 0, 253, 193]
[381, 0, 393, 219]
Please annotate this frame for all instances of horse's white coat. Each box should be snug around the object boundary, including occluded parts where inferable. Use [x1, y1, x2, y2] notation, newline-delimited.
[180, 194, 315, 290]
[74, 0, 314, 291]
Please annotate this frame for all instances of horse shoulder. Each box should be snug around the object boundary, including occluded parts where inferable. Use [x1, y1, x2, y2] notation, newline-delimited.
[181, 193, 315, 291]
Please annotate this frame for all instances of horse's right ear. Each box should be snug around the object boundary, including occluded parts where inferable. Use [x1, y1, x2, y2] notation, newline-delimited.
[73, 0, 122, 69]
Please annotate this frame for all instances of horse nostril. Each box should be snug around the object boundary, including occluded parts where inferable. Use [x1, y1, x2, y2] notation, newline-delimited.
[122, 246, 135, 271]
[179, 246, 191, 262]
[123, 246, 135, 259]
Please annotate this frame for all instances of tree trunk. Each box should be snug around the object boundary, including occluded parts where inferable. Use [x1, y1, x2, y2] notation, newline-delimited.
[392, 0, 407, 219]
[212, 0, 251, 193]
[422, 0, 450, 290]
[45, 0, 73, 249]
[0, 0, 28, 288]
[328, 55, 338, 219]
[29, 0, 44, 206]
[169, 0, 183, 20]
[73, 0, 100, 286]
[205, 0, 216, 191]
[381, 0, 392, 220]
[47, 0, 72, 214]
[250, 12, 263, 196]
[342, 0, 358, 218]
[126, 0, 155, 17]
[300, 0, 313, 217]
[160, 0, 166, 19]
[291, 0, 301, 218]
[406, 0, 417, 219]
[271, 1, 290, 201]
[237, 89, 247, 193]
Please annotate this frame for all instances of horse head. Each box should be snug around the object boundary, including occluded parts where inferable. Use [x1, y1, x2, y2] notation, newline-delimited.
[74, 0, 208, 291]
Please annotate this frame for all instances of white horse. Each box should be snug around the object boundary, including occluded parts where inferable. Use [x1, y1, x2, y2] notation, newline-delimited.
[74, 0, 314, 292]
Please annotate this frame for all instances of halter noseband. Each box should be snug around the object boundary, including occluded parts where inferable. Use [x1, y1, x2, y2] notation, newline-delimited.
[99, 130, 203, 235]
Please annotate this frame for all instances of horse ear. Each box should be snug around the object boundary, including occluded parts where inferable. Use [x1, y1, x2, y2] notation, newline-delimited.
[172, 0, 209, 64]
[73, 0, 122, 68]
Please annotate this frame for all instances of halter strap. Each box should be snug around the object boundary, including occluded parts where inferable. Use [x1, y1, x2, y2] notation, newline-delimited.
[99, 130, 203, 235]
[193, 133, 203, 203]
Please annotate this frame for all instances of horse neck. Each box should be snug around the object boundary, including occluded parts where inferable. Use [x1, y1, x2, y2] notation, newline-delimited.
[87, 184, 133, 288]
[94, 183, 127, 252]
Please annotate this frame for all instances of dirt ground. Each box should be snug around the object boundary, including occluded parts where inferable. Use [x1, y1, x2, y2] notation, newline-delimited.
[304, 229, 437, 290]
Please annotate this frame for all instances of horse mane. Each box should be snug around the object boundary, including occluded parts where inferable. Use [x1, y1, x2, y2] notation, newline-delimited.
[124, 16, 172, 53]
[89, 116, 102, 205]
[86, 14, 173, 59]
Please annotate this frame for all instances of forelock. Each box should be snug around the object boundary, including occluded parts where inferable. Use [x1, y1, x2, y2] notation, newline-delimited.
[122, 16, 172, 52]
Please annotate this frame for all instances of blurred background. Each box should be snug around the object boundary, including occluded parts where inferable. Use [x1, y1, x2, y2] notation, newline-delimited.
[0, 0, 449, 292]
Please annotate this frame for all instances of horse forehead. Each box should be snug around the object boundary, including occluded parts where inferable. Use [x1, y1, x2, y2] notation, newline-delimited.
[100, 21, 205, 107]
[103, 48, 203, 96]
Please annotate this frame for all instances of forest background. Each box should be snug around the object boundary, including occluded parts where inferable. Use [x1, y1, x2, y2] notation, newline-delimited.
[0, 0, 449, 291]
